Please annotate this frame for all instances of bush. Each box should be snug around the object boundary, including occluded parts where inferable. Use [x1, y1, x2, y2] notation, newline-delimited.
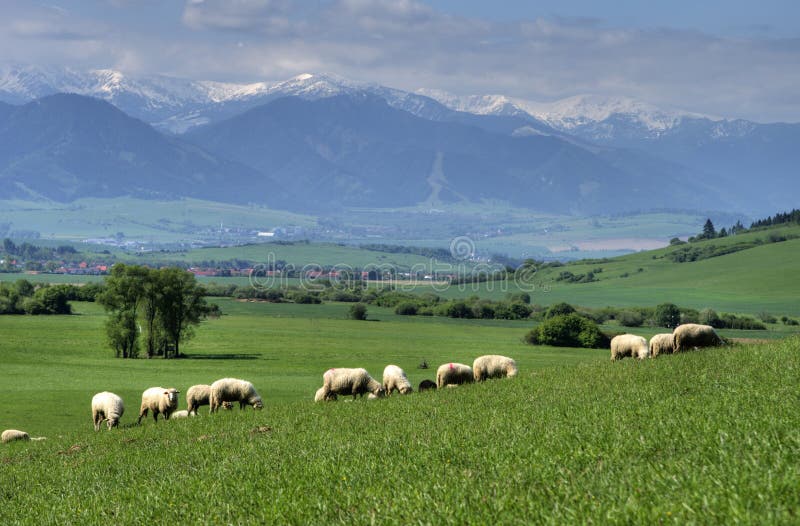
[617, 310, 644, 327]
[757, 312, 777, 324]
[654, 303, 681, 329]
[348, 303, 368, 321]
[394, 302, 418, 316]
[699, 308, 722, 328]
[545, 302, 576, 319]
[524, 314, 609, 349]
[437, 301, 474, 319]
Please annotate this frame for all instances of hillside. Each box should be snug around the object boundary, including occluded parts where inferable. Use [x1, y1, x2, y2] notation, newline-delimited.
[0, 299, 797, 522]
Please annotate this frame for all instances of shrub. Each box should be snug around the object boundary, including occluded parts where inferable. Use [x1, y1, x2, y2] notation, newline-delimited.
[545, 302, 576, 319]
[617, 310, 644, 327]
[436, 301, 474, 319]
[348, 303, 368, 321]
[394, 302, 418, 316]
[757, 312, 777, 324]
[699, 308, 722, 328]
[524, 314, 609, 349]
[654, 303, 681, 329]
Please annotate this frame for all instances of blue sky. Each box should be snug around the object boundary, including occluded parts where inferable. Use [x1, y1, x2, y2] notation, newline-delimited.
[1, 0, 798, 122]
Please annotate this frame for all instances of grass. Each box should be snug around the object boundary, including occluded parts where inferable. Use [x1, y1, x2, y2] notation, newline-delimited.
[1, 299, 797, 523]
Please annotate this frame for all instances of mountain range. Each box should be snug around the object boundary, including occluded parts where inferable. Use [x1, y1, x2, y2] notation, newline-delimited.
[0, 63, 797, 215]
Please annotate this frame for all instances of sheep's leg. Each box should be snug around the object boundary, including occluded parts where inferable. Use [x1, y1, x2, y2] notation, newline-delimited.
[152, 410, 159, 423]
[137, 409, 147, 424]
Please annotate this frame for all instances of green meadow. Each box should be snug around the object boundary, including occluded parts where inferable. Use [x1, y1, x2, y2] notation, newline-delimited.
[1, 298, 798, 523]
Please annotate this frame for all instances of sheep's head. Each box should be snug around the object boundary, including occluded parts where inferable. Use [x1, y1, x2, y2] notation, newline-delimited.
[164, 388, 179, 406]
[221, 401, 233, 410]
[399, 386, 413, 395]
[251, 397, 264, 410]
[106, 418, 119, 430]
[373, 386, 386, 398]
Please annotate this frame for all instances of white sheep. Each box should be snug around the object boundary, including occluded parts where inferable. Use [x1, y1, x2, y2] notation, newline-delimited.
[137, 387, 180, 423]
[436, 363, 474, 388]
[382, 365, 413, 395]
[314, 387, 338, 402]
[472, 355, 518, 381]
[321, 368, 385, 401]
[2, 429, 30, 443]
[209, 378, 263, 412]
[91, 391, 125, 431]
[170, 410, 194, 419]
[186, 384, 234, 415]
[649, 333, 675, 358]
[673, 323, 723, 353]
[610, 334, 650, 361]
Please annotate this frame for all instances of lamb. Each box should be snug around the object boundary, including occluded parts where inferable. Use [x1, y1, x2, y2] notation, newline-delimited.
[137, 387, 180, 423]
[170, 410, 193, 419]
[209, 378, 263, 412]
[649, 333, 675, 358]
[314, 387, 337, 402]
[186, 384, 234, 415]
[382, 365, 413, 395]
[472, 355, 518, 381]
[2, 429, 30, 443]
[436, 363, 474, 388]
[673, 323, 723, 353]
[418, 379, 437, 392]
[321, 368, 385, 401]
[610, 334, 650, 361]
[91, 391, 125, 431]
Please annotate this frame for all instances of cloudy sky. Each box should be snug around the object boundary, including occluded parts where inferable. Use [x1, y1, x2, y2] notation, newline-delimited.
[1, 0, 799, 122]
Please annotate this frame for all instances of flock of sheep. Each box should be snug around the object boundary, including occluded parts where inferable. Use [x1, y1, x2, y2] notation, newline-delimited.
[2, 325, 723, 442]
[314, 354, 519, 402]
[611, 323, 724, 361]
[90, 377, 264, 431]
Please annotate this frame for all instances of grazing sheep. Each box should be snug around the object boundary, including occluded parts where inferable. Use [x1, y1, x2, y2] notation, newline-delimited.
[186, 385, 235, 415]
[418, 379, 437, 392]
[473, 355, 518, 382]
[321, 368, 385, 401]
[382, 365, 413, 395]
[137, 387, 180, 424]
[314, 387, 338, 402]
[649, 333, 675, 358]
[610, 334, 650, 361]
[209, 378, 263, 412]
[91, 391, 125, 431]
[2, 429, 30, 443]
[673, 323, 723, 353]
[436, 363, 474, 388]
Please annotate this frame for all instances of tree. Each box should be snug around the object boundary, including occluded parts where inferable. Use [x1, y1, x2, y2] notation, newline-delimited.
[545, 302, 575, 319]
[156, 267, 209, 358]
[524, 314, 608, 348]
[701, 219, 716, 239]
[654, 302, 681, 329]
[98, 264, 149, 358]
[348, 303, 368, 321]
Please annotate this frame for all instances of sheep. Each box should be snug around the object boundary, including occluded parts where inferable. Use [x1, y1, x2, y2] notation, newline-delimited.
[2, 429, 30, 443]
[418, 379, 437, 392]
[382, 365, 413, 395]
[436, 363, 474, 388]
[472, 355, 518, 382]
[673, 323, 723, 353]
[209, 378, 263, 412]
[170, 410, 193, 419]
[137, 387, 180, 424]
[321, 368, 385, 401]
[91, 391, 125, 431]
[314, 387, 338, 402]
[186, 384, 234, 415]
[649, 333, 675, 358]
[610, 334, 650, 361]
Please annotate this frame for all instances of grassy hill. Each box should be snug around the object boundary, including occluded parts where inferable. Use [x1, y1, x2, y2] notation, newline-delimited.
[1, 299, 798, 523]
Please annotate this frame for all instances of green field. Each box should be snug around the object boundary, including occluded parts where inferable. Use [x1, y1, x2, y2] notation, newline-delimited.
[1, 299, 798, 523]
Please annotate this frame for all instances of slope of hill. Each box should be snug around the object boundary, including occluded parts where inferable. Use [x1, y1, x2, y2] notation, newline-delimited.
[0, 94, 282, 204]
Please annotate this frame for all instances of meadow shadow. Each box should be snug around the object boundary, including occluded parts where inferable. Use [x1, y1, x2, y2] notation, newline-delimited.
[183, 353, 262, 360]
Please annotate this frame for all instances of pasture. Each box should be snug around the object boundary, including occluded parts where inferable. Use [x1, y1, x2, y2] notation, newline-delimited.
[1, 300, 799, 523]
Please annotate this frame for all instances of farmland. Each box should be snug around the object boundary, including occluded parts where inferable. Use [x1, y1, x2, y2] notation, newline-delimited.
[1, 299, 798, 523]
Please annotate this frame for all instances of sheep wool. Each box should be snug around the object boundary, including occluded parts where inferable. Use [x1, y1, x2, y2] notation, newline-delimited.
[472, 355, 518, 382]
[209, 378, 263, 412]
[138, 387, 180, 424]
[91, 391, 125, 431]
[649, 333, 675, 358]
[436, 363, 474, 388]
[321, 368, 385, 401]
[418, 379, 437, 392]
[170, 410, 193, 419]
[382, 365, 413, 395]
[673, 323, 723, 353]
[610, 334, 650, 361]
[2, 429, 30, 443]
[314, 387, 338, 402]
